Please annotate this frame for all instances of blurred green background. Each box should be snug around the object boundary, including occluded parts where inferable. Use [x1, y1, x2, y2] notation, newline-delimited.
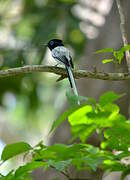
[0, 0, 87, 175]
[0, 0, 86, 148]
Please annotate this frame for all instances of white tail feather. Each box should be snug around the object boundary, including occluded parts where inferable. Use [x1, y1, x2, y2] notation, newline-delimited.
[66, 66, 80, 105]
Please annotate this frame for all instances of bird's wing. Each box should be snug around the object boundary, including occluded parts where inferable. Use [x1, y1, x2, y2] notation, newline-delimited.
[69, 55, 74, 69]
[52, 46, 73, 67]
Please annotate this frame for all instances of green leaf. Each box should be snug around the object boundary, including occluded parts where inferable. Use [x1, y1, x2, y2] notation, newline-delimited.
[37, 143, 87, 161]
[50, 104, 87, 133]
[121, 45, 130, 52]
[99, 91, 125, 107]
[72, 150, 105, 171]
[68, 105, 92, 126]
[113, 51, 124, 64]
[66, 91, 88, 107]
[15, 161, 46, 178]
[1, 142, 32, 161]
[102, 120, 130, 150]
[102, 59, 113, 64]
[68, 105, 95, 142]
[95, 48, 114, 54]
[71, 124, 96, 143]
[48, 159, 71, 172]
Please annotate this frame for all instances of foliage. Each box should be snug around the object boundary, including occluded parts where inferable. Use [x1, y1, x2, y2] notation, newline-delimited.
[95, 45, 130, 65]
[0, 91, 130, 180]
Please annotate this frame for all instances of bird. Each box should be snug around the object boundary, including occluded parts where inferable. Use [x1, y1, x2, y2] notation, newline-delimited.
[47, 39, 80, 105]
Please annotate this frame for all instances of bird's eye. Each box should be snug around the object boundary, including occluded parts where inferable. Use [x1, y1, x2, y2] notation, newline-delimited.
[50, 41, 54, 46]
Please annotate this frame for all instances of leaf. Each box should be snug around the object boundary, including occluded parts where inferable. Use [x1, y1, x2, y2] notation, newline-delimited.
[99, 91, 125, 107]
[68, 105, 92, 126]
[102, 120, 130, 151]
[71, 124, 96, 143]
[72, 152, 105, 171]
[48, 159, 71, 172]
[39, 143, 106, 172]
[95, 48, 114, 54]
[113, 51, 124, 64]
[37, 143, 87, 161]
[50, 104, 87, 133]
[121, 45, 130, 52]
[102, 59, 113, 64]
[66, 91, 88, 107]
[1, 142, 32, 161]
[15, 161, 46, 178]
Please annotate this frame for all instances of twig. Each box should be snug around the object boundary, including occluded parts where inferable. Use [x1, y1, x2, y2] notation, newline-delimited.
[0, 65, 130, 81]
[116, 0, 130, 72]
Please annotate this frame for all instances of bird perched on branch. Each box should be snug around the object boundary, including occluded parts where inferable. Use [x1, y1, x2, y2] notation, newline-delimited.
[47, 39, 80, 105]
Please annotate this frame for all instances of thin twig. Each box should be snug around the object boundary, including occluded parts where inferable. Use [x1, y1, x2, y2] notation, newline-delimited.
[116, 0, 130, 72]
[0, 65, 130, 81]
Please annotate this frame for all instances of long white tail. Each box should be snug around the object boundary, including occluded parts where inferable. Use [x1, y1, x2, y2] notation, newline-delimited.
[65, 66, 80, 105]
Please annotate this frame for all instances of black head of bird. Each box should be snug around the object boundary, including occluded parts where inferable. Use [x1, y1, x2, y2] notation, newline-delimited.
[47, 39, 64, 50]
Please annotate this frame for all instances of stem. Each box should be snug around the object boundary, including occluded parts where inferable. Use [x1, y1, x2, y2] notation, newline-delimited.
[116, 0, 130, 72]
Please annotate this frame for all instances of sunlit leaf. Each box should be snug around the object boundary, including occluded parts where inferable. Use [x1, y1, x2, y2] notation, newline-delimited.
[102, 59, 113, 64]
[121, 45, 130, 52]
[95, 48, 114, 54]
[113, 51, 124, 64]
[50, 104, 88, 133]
[68, 105, 92, 125]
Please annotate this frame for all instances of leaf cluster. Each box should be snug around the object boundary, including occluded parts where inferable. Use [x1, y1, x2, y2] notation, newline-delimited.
[96, 45, 130, 65]
[0, 91, 130, 180]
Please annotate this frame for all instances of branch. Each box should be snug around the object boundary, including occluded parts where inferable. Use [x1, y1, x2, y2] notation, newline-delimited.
[116, 0, 130, 72]
[0, 65, 130, 81]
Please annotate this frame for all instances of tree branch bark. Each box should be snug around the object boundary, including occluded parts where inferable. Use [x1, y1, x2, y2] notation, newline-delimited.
[0, 65, 130, 81]
[116, 0, 130, 72]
